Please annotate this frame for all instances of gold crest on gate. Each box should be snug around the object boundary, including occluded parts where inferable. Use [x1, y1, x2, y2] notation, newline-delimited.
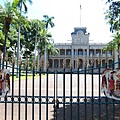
[0, 69, 10, 97]
[101, 68, 120, 100]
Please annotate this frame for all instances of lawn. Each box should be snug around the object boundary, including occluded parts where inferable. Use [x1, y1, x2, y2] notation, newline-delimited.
[10, 74, 45, 81]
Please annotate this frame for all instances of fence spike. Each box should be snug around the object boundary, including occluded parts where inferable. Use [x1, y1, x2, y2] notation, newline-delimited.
[0, 50, 2, 60]
[98, 53, 101, 64]
[105, 51, 108, 63]
[39, 59, 43, 68]
[12, 55, 15, 64]
[25, 57, 28, 67]
[90, 55, 94, 66]
[112, 50, 114, 61]
[32, 59, 35, 68]
[69, 58, 72, 69]
[19, 57, 22, 66]
[76, 58, 80, 68]
[84, 56, 87, 68]
[5, 52, 8, 61]
[62, 58, 66, 68]
[46, 59, 49, 68]
[119, 45, 120, 58]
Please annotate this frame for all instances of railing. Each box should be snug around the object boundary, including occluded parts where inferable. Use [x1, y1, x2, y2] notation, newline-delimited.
[0, 53, 120, 120]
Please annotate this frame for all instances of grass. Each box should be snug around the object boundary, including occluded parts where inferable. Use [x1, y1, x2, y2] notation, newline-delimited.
[10, 74, 45, 81]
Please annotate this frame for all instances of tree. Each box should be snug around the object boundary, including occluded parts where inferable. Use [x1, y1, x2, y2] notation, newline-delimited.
[105, 0, 120, 32]
[42, 15, 55, 29]
[103, 0, 120, 51]
[13, 0, 32, 77]
[13, 0, 32, 13]
[42, 15, 55, 71]
[0, 0, 19, 69]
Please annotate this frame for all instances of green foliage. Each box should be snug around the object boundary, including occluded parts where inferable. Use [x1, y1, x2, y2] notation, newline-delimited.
[103, 0, 120, 51]
[13, 0, 33, 13]
[0, 0, 58, 69]
[105, 1, 120, 32]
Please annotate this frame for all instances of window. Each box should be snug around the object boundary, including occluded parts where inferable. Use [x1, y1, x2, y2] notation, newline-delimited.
[78, 51, 83, 56]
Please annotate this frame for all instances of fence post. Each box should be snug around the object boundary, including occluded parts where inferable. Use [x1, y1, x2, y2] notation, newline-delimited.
[118, 43, 120, 68]
[84, 56, 87, 120]
[0, 51, 2, 70]
[76, 58, 80, 120]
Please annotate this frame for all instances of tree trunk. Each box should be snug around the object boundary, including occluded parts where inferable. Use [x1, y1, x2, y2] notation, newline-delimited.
[2, 17, 12, 69]
[2, 31, 8, 69]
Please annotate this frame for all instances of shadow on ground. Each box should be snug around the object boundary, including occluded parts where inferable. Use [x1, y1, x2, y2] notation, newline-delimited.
[51, 97, 120, 120]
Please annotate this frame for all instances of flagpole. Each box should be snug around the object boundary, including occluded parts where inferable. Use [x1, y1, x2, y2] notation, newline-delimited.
[80, 4, 82, 26]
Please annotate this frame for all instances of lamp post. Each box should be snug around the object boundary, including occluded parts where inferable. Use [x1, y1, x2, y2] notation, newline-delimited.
[118, 43, 120, 67]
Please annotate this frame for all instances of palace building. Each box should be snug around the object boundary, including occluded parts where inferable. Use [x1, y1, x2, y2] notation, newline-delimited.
[47, 27, 114, 71]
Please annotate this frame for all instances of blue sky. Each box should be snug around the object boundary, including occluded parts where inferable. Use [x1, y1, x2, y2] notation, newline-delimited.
[1, 0, 113, 43]
[26, 0, 112, 43]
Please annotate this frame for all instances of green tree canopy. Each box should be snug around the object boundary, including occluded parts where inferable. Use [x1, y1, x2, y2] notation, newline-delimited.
[103, 0, 120, 51]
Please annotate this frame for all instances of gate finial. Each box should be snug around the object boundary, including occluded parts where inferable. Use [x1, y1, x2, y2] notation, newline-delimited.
[32, 59, 35, 68]
[39, 59, 43, 68]
[46, 60, 49, 68]
[90, 55, 94, 66]
[119, 44, 120, 58]
[69, 58, 72, 69]
[84, 56, 87, 68]
[76, 58, 80, 68]
[12, 55, 15, 64]
[105, 52, 108, 63]
[0, 50, 2, 60]
[62, 58, 66, 68]
[98, 53, 101, 64]
[112, 50, 114, 61]
[5, 53, 8, 61]
[19, 57, 22, 66]
[25, 57, 28, 67]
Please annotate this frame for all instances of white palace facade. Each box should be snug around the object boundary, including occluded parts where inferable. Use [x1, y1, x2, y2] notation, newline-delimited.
[47, 27, 114, 71]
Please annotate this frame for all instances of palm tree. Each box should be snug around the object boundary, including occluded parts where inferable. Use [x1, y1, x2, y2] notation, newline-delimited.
[13, 0, 32, 77]
[42, 15, 55, 29]
[13, 0, 32, 13]
[30, 19, 44, 71]
[0, 1, 18, 69]
[37, 28, 52, 70]
[42, 15, 55, 71]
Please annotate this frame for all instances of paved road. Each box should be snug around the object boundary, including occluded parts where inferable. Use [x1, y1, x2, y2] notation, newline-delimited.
[0, 74, 103, 120]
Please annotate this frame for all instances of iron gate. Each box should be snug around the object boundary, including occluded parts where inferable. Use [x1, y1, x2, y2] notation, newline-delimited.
[0, 55, 120, 120]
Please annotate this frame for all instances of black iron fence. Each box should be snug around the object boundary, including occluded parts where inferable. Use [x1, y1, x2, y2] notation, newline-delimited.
[0, 54, 120, 120]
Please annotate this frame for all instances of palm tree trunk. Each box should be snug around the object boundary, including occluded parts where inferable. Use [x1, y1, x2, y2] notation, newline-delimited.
[44, 45, 47, 71]
[16, 1, 22, 77]
[16, 26, 20, 77]
[34, 33, 37, 73]
[2, 31, 8, 69]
